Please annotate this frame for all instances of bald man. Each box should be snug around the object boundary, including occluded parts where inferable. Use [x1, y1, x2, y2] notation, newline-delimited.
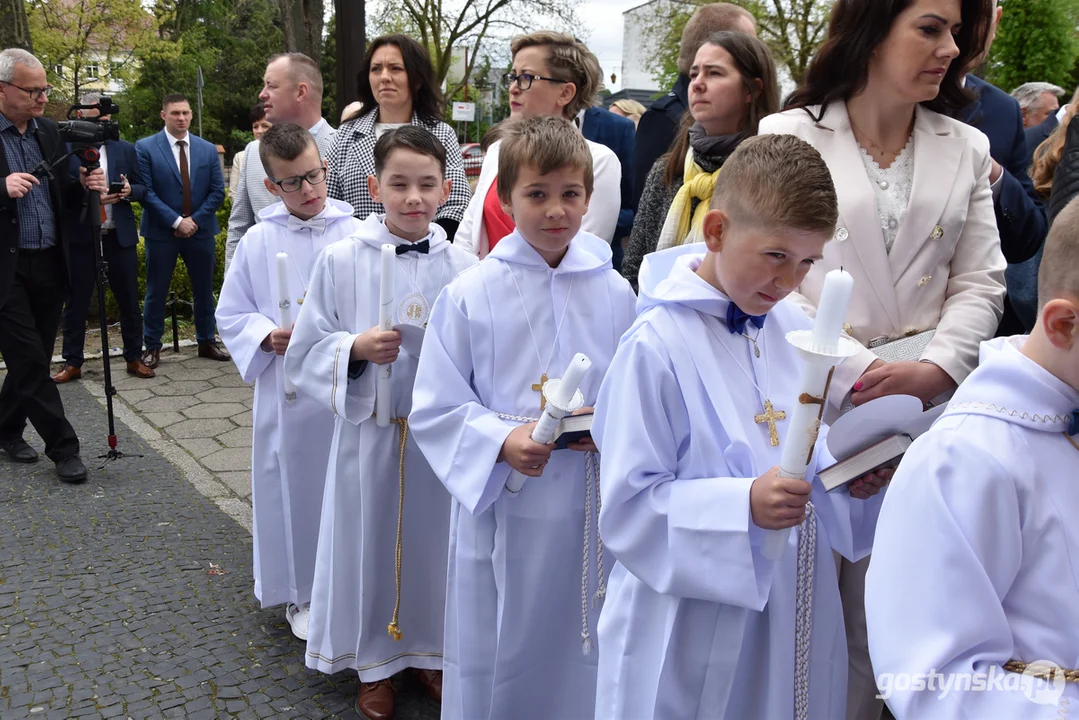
[225, 52, 336, 271]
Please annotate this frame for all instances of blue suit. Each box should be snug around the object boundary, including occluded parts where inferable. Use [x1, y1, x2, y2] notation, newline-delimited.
[1024, 112, 1058, 169]
[135, 130, 225, 348]
[960, 75, 1048, 334]
[582, 106, 635, 270]
[60, 139, 147, 365]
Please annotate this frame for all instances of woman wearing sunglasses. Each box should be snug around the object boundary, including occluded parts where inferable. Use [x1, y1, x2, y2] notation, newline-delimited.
[455, 31, 622, 258]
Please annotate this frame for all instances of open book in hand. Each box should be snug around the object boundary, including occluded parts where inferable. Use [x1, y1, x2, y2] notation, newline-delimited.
[820, 395, 946, 491]
[553, 412, 593, 450]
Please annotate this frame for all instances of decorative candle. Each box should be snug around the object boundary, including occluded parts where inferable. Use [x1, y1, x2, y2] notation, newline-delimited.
[275, 252, 297, 403]
[376, 244, 395, 428]
[810, 268, 854, 352]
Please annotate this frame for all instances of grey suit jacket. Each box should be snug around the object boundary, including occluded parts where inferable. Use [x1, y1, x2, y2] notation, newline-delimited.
[224, 118, 337, 270]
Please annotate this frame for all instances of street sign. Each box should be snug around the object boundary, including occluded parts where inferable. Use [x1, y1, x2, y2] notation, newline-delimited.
[452, 102, 476, 121]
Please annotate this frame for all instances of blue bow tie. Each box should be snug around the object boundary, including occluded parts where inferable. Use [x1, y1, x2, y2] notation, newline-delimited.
[1070, 410, 1079, 436]
[726, 301, 767, 335]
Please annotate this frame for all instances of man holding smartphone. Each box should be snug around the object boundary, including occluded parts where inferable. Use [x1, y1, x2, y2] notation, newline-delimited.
[53, 92, 155, 383]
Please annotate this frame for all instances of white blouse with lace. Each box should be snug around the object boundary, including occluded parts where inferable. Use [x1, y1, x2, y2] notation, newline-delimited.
[858, 135, 915, 254]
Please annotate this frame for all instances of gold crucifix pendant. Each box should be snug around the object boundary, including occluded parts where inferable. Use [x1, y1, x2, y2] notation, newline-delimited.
[754, 399, 787, 447]
[531, 373, 549, 411]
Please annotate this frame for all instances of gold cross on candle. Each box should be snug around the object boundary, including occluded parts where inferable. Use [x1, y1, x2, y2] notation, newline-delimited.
[531, 373, 549, 411]
[754, 399, 787, 447]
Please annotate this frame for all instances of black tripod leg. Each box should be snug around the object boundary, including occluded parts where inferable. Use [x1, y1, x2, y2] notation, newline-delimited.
[170, 291, 180, 353]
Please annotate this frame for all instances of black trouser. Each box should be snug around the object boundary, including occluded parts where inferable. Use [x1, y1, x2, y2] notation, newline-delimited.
[60, 231, 142, 366]
[0, 247, 80, 460]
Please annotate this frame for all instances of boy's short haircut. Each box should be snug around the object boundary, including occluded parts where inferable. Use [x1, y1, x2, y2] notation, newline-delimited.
[710, 134, 838, 235]
[1038, 196, 1079, 307]
[258, 123, 320, 177]
[496, 116, 594, 204]
[373, 125, 447, 178]
[162, 93, 188, 109]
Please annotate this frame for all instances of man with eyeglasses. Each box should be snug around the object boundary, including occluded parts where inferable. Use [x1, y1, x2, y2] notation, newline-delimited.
[135, 93, 227, 368]
[0, 48, 108, 484]
[224, 52, 336, 273]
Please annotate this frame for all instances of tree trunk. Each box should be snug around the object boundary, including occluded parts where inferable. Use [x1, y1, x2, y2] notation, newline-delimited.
[281, 0, 325, 64]
[334, 0, 364, 119]
[0, 0, 33, 53]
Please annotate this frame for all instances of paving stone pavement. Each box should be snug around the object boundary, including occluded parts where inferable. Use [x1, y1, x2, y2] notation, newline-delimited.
[0, 363, 440, 719]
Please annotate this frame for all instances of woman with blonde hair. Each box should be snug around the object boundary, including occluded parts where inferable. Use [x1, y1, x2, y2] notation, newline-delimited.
[455, 31, 621, 257]
[621, 31, 779, 291]
[609, 98, 646, 127]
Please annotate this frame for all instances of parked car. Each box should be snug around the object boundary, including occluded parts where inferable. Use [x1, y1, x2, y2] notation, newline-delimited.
[461, 143, 483, 179]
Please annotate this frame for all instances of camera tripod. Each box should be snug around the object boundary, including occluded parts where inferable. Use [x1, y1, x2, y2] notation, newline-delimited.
[34, 145, 141, 467]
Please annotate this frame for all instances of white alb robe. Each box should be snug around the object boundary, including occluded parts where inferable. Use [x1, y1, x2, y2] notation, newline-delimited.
[284, 215, 476, 681]
[409, 229, 637, 720]
[215, 198, 362, 607]
[866, 336, 1079, 719]
[591, 246, 884, 720]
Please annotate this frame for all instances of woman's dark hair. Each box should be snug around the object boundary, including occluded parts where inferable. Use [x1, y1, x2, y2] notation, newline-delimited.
[356, 34, 445, 121]
[248, 101, 266, 126]
[786, 0, 994, 117]
[663, 31, 779, 187]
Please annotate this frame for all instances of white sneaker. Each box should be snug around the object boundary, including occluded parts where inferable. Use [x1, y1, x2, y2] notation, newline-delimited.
[285, 602, 310, 640]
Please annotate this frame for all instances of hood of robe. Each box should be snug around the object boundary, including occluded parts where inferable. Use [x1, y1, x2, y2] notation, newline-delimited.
[348, 213, 452, 255]
[944, 336, 1079, 436]
[257, 197, 357, 227]
[636, 244, 740, 319]
[486, 229, 613, 274]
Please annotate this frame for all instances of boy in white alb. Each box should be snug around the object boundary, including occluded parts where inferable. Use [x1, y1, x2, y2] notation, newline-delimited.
[865, 199, 1079, 718]
[591, 135, 890, 720]
[409, 116, 637, 720]
[284, 126, 476, 719]
[216, 123, 361, 640]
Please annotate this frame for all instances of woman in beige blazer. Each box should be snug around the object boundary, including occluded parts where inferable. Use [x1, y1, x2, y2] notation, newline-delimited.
[759, 0, 1005, 411]
[758, 1, 1004, 719]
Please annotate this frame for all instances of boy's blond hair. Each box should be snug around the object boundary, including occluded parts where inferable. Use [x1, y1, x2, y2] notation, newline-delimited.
[509, 31, 602, 119]
[496, 116, 594, 204]
[710, 134, 838, 234]
[1038, 196, 1079, 307]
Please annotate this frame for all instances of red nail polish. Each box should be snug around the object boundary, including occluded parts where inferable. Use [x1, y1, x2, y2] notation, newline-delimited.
[853, 381, 863, 391]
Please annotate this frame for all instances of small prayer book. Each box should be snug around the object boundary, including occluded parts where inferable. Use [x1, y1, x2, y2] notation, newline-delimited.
[819, 434, 913, 491]
[553, 412, 593, 450]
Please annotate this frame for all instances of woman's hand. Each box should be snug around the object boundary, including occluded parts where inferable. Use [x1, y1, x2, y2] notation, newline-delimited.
[849, 467, 893, 500]
[851, 360, 956, 406]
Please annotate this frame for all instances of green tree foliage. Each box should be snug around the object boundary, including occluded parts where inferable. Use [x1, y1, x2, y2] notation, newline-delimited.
[985, 0, 1079, 93]
[117, 0, 283, 156]
[644, 0, 830, 91]
[28, 0, 156, 102]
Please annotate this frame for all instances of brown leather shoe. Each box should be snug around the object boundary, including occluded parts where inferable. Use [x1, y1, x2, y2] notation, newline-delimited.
[197, 340, 231, 362]
[411, 669, 442, 703]
[142, 348, 161, 369]
[356, 678, 395, 720]
[51, 365, 82, 384]
[126, 359, 156, 378]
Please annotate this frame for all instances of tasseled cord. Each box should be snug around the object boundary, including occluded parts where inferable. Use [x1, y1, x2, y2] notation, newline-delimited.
[581, 452, 605, 655]
[793, 502, 816, 720]
[387, 417, 408, 642]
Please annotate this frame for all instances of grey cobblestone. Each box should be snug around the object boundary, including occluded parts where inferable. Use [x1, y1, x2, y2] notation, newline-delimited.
[0, 377, 439, 718]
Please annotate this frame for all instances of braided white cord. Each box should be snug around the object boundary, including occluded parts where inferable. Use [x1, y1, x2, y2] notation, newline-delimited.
[496, 412, 540, 424]
[591, 454, 606, 608]
[794, 502, 817, 720]
[581, 451, 596, 655]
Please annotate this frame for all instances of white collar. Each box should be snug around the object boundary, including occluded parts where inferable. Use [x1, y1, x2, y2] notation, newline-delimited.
[1057, 105, 1069, 123]
[309, 117, 327, 135]
[167, 131, 190, 146]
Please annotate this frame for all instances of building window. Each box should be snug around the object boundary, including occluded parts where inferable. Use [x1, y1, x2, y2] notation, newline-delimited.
[53, 65, 64, 78]
[85, 64, 100, 81]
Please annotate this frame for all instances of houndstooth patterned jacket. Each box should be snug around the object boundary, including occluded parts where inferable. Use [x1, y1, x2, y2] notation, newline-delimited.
[224, 118, 337, 271]
[326, 108, 471, 235]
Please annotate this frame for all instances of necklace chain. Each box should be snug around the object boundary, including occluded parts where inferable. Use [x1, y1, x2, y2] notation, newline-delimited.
[702, 312, 771, 403]
[1066, 433, 1079, 453]
[508, 266, 576, 377]
[849, 116, 914, 161]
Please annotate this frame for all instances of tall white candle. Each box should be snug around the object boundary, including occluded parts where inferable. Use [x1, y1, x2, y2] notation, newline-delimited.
[810, 268, 854, 352]
[762, 268, 854, 560]
[375, 244, 395, 427]
[275, 252, 297, 403]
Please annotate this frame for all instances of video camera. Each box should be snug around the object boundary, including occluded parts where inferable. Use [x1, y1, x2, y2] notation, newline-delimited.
[58, 95, 121, 146]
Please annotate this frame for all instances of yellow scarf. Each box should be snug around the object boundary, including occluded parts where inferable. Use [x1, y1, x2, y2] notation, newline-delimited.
[657, 150, 722, 250]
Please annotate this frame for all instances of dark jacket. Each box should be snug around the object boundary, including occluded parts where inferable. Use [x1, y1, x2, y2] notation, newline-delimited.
[960, 75, 1047, 265]
[66, 138, 146, 248]
[581, 106, 636, 242]
[1024, 112, 1059, 171]
[630, 74, 690, 210]
[0, 116, 81, 305]
[1048, 113, 1079, 225]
